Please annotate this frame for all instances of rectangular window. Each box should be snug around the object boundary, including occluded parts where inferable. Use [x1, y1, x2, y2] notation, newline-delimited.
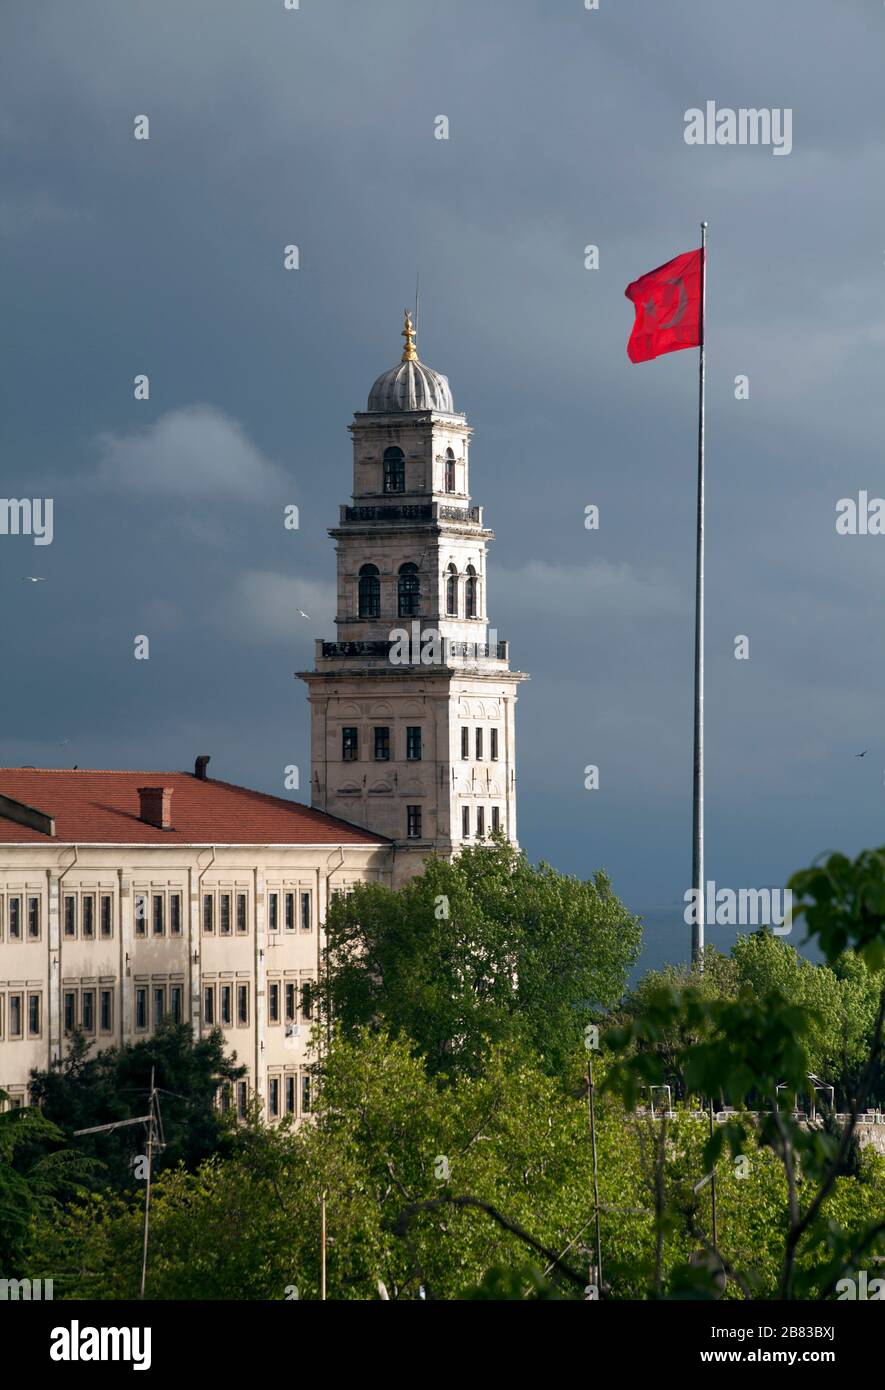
[27, 896, 40, 940]
[406, 805, 422, 839]
[28, 993, 41, 1037]
[491, 805, 501, 834]
[236, 893, 248, 934]
[220, 984, 232, 1026]
[285, 892, 295, 932]
[9, 896, 22, 940]
[301, 1073, 312, 1115]
[100, 895, 113, 938]
[100, 989, 112, 1033]
[373, 726, 390, 761]
[9, 994, 22, 1038]
[268, 981, 280, 1024]
[300, 982, 313, 1021]
[80, 894, 94, 939]
[285, 1075, 296, 1115]
[237, 984, 249, 1026]
[268, 1076, 280, 1119]
[135, 988, 147, 1031]
[342, 727, 358, 762]
[81, 990, 95, 1034]
[204, 985, 215, 1026]
[152, 895, 164, 936]
[477, 806, 485, 838]
[64, 991, 76, 1034]
[170, 894, 182, 936]
[406, 726, 422, 761]
[475, 728, 484, 761]
[203, 894, 214, 933]
[490, 727, 499, 761]
[171, 985, 183, 1024]
[219, 893, 231, 935]
[285, 982, 297, 1024]
[134, 894, 146, 937]
[237, 1081, 248, 1120]
[300, 892, 311, 933]
[153, 986, 166, 1025]
[462, 805, 470, 838]
[220, 1084, 232, 1115]
[63, 895, 76, 938]
[268, 893, 279, 933]
[461, 727, 469, 760]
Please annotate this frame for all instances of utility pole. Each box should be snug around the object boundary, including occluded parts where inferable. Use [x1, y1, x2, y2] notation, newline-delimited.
[73, 1070, 161, 1300]
[140, 1067, 157, 1300]
[320, 1190, 327, 1301]
[587, 1058, 603, 1296]
[709, 1098, 719, 1251]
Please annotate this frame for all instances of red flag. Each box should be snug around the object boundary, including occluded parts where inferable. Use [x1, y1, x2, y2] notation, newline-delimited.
[625, 248, 703, 364]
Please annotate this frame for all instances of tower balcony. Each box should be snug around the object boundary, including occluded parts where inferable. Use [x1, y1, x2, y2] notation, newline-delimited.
[313, 635, 510, 668]
[338, 501, 483, 527]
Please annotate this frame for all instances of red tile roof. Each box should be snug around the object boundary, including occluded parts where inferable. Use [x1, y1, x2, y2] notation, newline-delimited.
[0, 770, 388, 846]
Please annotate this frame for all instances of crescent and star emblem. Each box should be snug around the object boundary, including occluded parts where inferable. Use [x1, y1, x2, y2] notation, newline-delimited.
[643, 276, 688, 330]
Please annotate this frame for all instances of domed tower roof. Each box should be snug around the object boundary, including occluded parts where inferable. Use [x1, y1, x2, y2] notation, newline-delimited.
[367, 309, 455, 414]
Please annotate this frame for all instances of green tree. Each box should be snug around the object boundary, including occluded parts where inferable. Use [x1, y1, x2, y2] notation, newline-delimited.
[0, 1096, 100, 1274]
[604, 842, 885, 1303]
[321, 839, 641, 1080]
[616, 948, 738, 1098]
[28, 1020, 245, 1190]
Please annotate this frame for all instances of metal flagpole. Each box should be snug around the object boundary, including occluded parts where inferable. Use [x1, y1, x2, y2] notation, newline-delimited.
[140, 1066, 156, 1300]
[692, 222, 708, 967]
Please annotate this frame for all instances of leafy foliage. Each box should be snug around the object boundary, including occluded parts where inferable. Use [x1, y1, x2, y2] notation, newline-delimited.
[0, 1096, 100, 1273]
[28, 1021, 245, 1191]
[321, 840, 641, 1080]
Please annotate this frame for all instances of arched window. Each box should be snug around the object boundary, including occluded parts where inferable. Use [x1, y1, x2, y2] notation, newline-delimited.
[383, 446, 405, 494]
[465, 564, 478, 618]
[444, 448, 456, 494]
[398, 562, 420, 617]
[445, 563, 458, 617]
[358, 564, 380, 619]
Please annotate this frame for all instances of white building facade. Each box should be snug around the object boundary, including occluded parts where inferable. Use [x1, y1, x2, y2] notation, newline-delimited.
[0, 767, 390, 1111]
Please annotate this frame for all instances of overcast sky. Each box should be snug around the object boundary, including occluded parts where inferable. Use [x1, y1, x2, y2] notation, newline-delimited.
[2, 0, 884, 967]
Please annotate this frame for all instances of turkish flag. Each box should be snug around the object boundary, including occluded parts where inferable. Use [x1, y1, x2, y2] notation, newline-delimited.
[625, 248, 703, 363]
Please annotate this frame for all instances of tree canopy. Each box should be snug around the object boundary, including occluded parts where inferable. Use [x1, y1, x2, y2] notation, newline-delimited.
[321, 839, 641, 1080]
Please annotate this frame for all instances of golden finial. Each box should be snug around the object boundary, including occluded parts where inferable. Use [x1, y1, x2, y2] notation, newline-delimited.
[401, 308, 418, 363]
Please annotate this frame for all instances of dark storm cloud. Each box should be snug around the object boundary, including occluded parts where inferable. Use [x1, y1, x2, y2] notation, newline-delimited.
[2, 0, 884, 965]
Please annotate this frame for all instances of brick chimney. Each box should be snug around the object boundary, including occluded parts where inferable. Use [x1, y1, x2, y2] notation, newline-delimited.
[194, 755, 211, 781]
[137, 786, 174, 830]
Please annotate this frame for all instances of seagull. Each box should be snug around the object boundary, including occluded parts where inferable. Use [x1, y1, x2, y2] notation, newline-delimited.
[24, 576, 46, 582]
[855, 750, 868, 758]
[296, 609, 310, 619]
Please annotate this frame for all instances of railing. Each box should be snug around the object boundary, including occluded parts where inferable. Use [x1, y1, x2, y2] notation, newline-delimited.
[341, 503, 482, 525]
[639, 1107, 885, 1126]
[320, 637, 509, 663]
[343, 504, 432, 522]
[437, 505, 482, 523]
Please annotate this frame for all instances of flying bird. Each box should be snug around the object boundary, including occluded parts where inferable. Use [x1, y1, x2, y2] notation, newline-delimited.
[855, 750, 868, 758]
[296, 609, 310, 619]
[24, 576, 46, 582]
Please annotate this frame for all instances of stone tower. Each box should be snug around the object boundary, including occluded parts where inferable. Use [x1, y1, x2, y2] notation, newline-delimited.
[298, 311, 527, 884]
